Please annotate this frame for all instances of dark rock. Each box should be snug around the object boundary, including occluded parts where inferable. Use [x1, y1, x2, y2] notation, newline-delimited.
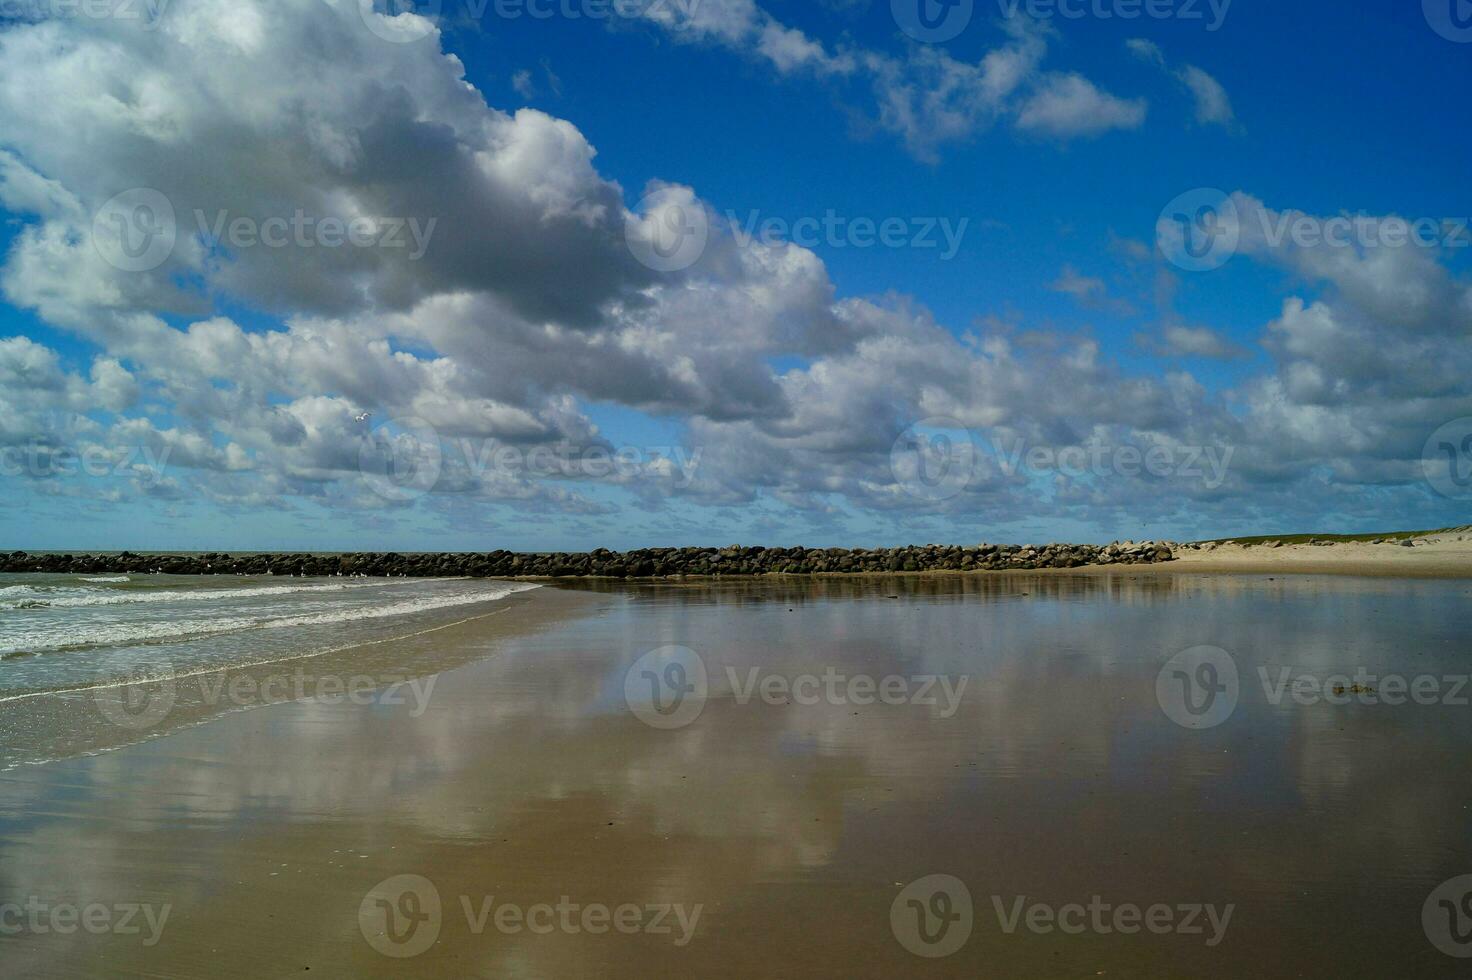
[0, 540, 1177, 579]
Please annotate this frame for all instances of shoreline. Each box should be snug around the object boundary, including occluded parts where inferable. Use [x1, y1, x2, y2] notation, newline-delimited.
[0, 585, 601, 774]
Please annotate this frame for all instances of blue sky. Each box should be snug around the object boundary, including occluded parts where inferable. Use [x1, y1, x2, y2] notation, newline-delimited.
[1, 0, 1470, 551]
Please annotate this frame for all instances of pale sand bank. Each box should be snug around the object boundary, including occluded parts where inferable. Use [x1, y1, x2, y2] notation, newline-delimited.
[1132, 531, 1472, 578]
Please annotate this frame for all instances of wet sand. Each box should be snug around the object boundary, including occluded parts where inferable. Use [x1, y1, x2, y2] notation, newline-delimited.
[0, 582, 546, 772]
[3, 575, 1472, 977]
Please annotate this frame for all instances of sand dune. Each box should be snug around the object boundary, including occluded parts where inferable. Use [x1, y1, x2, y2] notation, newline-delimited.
[1147, 528, 1472, 578]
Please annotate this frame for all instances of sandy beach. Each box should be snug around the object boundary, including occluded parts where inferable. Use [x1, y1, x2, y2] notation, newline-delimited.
[4, 571, 1472, 977]
[6, 0, 1470, 975]
[1155, 531, 1472, 578]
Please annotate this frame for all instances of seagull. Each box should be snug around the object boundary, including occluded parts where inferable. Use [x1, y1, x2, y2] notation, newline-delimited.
[354, 411, 372, 423]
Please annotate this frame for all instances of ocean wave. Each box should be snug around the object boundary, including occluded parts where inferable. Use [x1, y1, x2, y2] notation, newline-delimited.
[0, 577, 415, 610]
[0, 582, 539, 656]
[80, 576, 131, 583]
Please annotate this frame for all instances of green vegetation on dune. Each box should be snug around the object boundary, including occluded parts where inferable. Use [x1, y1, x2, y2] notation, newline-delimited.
[1201, 526, 1472, 546]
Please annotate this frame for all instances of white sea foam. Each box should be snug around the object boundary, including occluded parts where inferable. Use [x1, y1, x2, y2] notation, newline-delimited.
[0, 578, 413, 610]
[80, 576, 131, 583]
[0, 582, 539, 656]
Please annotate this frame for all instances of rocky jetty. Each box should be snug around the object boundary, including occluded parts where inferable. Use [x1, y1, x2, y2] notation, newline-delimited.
[1, 542, 1176, 578]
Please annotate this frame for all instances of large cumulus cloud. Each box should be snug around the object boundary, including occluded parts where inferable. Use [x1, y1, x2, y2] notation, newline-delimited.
[0, 0, 1468, 542]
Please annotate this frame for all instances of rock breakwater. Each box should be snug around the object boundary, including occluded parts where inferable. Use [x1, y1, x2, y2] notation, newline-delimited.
[2, 542, 1176, 578]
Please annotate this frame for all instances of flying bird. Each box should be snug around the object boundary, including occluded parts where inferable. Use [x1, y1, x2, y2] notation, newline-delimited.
[355, 411, 372, 423]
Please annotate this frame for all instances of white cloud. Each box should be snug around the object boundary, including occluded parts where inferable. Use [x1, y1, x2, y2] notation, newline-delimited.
[0, 0, 1466, 537]
[1049, 265, 1136, 315]
[639, 3, 1141, 157]
[1178, 65, 1236, 127]
[1125, 38, 1165, 66]
[1016, 74, 1147, 137]
[1152, 325, 1244, 360]
[756, 23, 856, 75]
[1127, 38, 1237, 130]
